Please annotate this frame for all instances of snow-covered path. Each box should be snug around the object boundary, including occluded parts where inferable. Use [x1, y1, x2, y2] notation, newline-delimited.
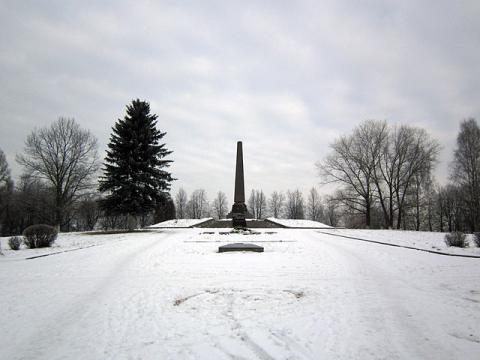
[1, 229, 479, 359]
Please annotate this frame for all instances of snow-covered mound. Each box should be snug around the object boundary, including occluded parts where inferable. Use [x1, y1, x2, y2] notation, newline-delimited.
[267, 217, 333, 228]
[149, 218, 213, 228]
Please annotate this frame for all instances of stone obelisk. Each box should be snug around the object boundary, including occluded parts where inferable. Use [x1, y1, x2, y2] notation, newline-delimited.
[231, 141, 248, 228]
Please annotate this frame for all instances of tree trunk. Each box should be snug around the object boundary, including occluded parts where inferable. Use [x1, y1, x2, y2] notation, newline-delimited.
[388, 189, 394, 229]
[55, 203, 62, 231]
[415, 191, 420, 231]
[396, 208, 402, 230]
[439, 204, 444, 232]
[127, 213, 137, 231]
[365, 198, 371, 228]
[428, 207, 433, 232]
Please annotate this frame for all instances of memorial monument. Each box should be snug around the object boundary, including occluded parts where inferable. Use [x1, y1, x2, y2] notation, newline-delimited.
[199, 141, 277, 231]
[228, 141, 252, 228]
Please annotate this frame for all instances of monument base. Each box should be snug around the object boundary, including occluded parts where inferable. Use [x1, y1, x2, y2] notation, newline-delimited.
[229, 203, 248, 228]
[232, 216, 247, 228]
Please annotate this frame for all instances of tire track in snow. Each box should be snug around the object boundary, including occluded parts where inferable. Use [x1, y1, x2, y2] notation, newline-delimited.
[224, 292, 276, 360]
[170, 288, 311, 359]
[311, 232, 460, 359]
[98, 231, 189, 359]
[15, 231, 176, 360]
[226, 288, 316, 359]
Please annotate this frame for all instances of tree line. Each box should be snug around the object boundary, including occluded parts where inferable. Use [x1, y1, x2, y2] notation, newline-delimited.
[0, 99, 174, 235]
[317, 118, 480, 232]
[1, 111, 480, 234]
[173, 187, 340, 226]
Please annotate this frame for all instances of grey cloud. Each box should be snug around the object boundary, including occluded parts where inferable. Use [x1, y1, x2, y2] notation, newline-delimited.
[1, 0, 479, 204]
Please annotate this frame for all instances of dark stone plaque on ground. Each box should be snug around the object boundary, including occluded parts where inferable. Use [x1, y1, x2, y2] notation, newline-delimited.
[218, 243, 264, 253]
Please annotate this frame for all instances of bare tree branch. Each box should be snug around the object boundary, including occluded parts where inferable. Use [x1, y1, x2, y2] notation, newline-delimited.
[16, 118, 99, 228]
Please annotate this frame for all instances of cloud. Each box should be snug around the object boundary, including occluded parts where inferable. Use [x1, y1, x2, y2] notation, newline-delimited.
[1, 0, 479, 204]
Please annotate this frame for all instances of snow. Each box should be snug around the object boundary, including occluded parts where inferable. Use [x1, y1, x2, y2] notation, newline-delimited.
[323, 228, 480, 256]
[1, 228, 480, 359]
[267, 217, 333, 228]
[0, 231, 140, 260]
[149, 218, 212, 228]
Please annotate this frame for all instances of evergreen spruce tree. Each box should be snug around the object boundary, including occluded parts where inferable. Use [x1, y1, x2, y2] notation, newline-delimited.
[99, 99, 174, 229]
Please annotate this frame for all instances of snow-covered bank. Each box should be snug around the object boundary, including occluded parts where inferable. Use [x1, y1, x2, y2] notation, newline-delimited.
[1, 229, 479, 359]
[267, 217, 332, 228]
[149, 218, 212, 228]
[323, 228, 480, 256]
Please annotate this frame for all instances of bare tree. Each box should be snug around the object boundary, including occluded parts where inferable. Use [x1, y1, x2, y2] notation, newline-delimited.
[422, 176, 437, 232]
[76, 196, 100, 231]
[255, 190, 267, 219]
[390, 126, 439, 229]
[212, 191, 228, 219]
[286, 189, 305, 219]
[306, 187, 324, 222]
[436, 185, 466, 232]
[371, 122, 395, 228]
[319, 120, 439, 229]
[248, 190, 256, 218]
[100, 213, 128, 231]
[324, 195, 340, 227]
[0, 148, 13, 234]
[318, 120, 385, 227]
[17, 118, 99, 229]
[187, 189, 209, 219]
[175, 188, 188, 219]
[0, 148, 11, 187]
[433, 185, 462, 232]
[452, 118, 480, 231]
[373, 124, 439, 230]
[1, 173, 55, 235]
[248, 189, 267, 219]
[436, 186, 446, 232]
[269, 191, 285, 218]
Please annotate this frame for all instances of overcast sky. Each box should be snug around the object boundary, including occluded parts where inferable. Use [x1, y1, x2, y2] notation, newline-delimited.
[1, 0, 479, 204]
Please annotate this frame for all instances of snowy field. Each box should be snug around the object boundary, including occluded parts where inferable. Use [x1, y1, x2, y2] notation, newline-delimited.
[1, 229, 480, 359]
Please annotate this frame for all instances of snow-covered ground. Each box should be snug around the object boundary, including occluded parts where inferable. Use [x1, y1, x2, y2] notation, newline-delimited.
[268, 217, 333, 228]
[323, 228, 480, 256]
[1, 229, 480, 359]
[0, 231, 144, 260]
[149, 218, 212, 228]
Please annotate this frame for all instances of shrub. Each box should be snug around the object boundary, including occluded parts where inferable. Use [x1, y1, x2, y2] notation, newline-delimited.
[8, 236, 22, 250]
[474, 233, 480, 247]
[444, 232, 468, 248]
[23, 224, 58, 248]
